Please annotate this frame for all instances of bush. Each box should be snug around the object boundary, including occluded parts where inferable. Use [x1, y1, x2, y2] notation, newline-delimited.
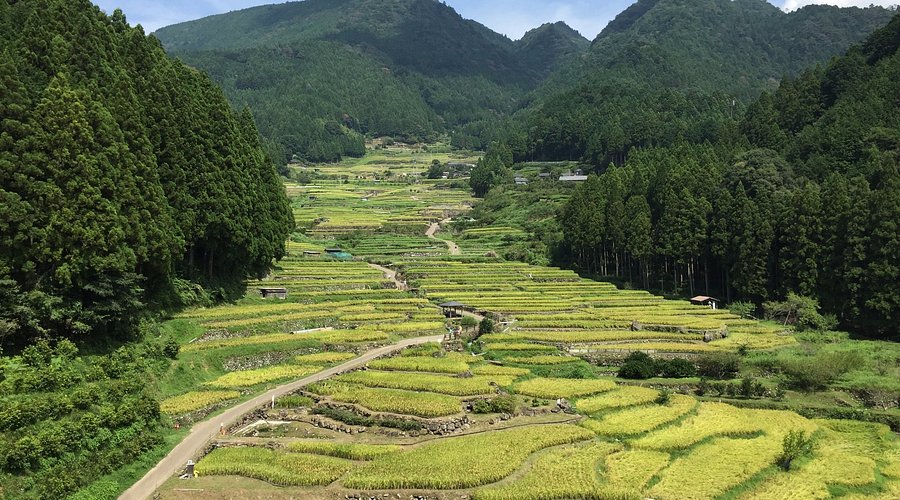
[460, 316, 478, 331]
[697, 378, 711, 396]
[778, 351, 862, 391]
[728, 301, 757, 319]
[763, 293, 838, 331]
[696, 352, 741, 379]
[479, 318, 495, 335]
[617, 352, 657, 380]
[740, 377, 768, 398]
[658, 358, 696, 378]
[472, 395, 517, 414]
[776, 430, 816, 471]
[162, 337, 180, 359]
[655, 388, 672, 405]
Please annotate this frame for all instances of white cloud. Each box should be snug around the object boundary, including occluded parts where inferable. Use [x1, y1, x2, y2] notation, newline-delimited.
[781, 0, 898, 11]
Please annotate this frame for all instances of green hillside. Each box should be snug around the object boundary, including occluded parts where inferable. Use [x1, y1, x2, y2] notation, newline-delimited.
[0, 0, 293, 345]
[155, 0, 567, 162]
[516, 22, 590, 78]
[510, 0, 895, 164]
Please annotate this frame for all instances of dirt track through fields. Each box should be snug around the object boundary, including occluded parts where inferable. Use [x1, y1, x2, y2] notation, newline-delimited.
[427, 220, 461, 255]
[119, 335, 443, 500]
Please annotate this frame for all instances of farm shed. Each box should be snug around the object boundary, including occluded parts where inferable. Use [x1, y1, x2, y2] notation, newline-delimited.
[515, 177, 529, 186]
[690, 296, 720, 309]
[439, 301, 469, 318]
[259, 287, 288, 300]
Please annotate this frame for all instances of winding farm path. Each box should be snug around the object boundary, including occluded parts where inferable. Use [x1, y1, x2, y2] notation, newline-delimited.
[427, 220, 461, 255]
[119, 335, 444, 500]
[368, 262, 408, 290]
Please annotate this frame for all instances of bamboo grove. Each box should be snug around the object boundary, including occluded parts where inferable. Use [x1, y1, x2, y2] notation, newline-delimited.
[0, 0, 294, 345]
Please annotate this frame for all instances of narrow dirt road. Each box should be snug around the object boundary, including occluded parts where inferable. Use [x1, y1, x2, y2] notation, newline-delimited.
[120, 335, 443, 500]
[427, 220, 461, 255]
[368, 262, 407, 290]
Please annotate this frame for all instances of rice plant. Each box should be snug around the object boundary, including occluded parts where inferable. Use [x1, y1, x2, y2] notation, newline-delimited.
[474, 442, 634, 500]
[575, 386, 660, 413]
[368, 355, 469, 374]
[160, 390, 241, 415]
[335, 370, 513, 396]
[513, 377, 616, 399]
[286, 440, 402, 460]
[582, 395, 696, 436]
[204, 365, 323, 388]
[307, 381, 461, 417]
[648, 436, 781, 499]
[195, 447, 353, 486]
[342, 424, 594, 489]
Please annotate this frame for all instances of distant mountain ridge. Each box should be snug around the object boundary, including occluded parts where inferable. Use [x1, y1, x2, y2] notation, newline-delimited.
[508, 0, 896, 164]
[155, 0, 589, 162]
[516, 22, 590, 77]
[154, 0, 895, 164]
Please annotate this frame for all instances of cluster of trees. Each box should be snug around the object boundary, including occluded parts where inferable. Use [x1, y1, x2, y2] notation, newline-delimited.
[557, 15, 899, 337]
[0, 0, 294, 346]
[469, 143, 514, 197]
[0, 338, 172, 498]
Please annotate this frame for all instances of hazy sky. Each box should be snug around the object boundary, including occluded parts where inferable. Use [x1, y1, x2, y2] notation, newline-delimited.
[93, 0, 898, 39]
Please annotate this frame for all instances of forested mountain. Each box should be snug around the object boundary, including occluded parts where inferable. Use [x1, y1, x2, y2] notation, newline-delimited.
[156, 0, 893, 165]
[516, 22, 590, 78]
[0, 0, 294, 347]
[504, 0, 895, 165]
[155, 0, 583, 163]
[555, 14, 900, 338]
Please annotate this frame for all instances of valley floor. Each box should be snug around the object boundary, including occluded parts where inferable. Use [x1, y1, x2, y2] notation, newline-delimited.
[125, 145, 897, 500]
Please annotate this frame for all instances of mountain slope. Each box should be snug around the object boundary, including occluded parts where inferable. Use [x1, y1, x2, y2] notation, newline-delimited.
[510, 0, 895, 164]
[740, 13, 900, 334]
[516, 22, 589, 77]
[155, 0, 588, 162]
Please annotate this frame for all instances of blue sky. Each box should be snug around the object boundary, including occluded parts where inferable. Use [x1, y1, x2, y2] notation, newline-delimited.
[93, 0, 898, 39]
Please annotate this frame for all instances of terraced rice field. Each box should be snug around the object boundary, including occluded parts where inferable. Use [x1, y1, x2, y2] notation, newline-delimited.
[183, 346, 899, 499]
[398, 260, 793, 355]
[160, 149, 897, 500]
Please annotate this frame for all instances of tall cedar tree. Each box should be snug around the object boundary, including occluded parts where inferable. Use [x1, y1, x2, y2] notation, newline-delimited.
[0, 0, 294, 345]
